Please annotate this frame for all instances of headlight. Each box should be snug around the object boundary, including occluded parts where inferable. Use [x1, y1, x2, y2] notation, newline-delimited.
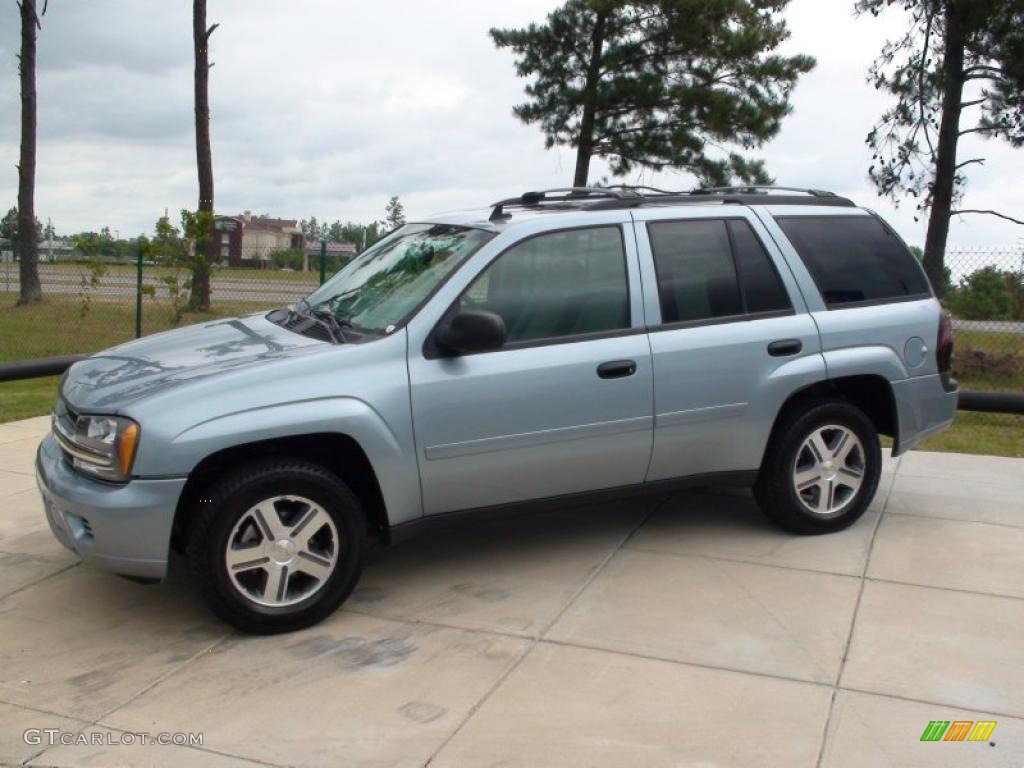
[53, 414, 140, 482]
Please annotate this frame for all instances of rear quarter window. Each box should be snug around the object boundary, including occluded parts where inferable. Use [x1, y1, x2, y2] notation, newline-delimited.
[776, 216, 931, 307]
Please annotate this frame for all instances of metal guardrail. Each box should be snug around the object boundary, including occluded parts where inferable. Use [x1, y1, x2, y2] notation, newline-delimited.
[0, 355, 87, 383]
[957, 390, 1024, 415]
[0, 356, 1021, 415]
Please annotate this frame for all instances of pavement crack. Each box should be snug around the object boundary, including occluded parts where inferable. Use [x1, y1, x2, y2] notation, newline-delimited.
[91, 631, 235, 726]
[0, 562, 79, 603]
[813, 464, 890, 768]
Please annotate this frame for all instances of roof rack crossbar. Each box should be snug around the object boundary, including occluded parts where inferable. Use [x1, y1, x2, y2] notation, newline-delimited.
[489, 187, 632, 221]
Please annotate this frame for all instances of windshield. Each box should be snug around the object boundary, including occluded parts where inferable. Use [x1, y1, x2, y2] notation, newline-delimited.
[304, 223, 494, 332]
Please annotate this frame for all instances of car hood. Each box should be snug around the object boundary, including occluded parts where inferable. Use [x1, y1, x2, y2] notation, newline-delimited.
[61, 313, 327, 411]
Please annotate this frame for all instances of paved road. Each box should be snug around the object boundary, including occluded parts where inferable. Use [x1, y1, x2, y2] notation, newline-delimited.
[2, 264, 318, 304]
[953, 318, 1024, 334]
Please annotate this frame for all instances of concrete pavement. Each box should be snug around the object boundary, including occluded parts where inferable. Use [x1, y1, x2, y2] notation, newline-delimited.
[0, 415, 1022, 767]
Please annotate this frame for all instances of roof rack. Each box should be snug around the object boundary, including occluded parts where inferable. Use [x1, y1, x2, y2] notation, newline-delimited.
[489, 187, 638, 221]
[488, 185, 855, 221]
[689, 185, 840, 197]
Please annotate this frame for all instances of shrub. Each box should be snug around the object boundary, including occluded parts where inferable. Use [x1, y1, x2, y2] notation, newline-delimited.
[946, 266, 1016, 320]
[270, 249, 305, 270]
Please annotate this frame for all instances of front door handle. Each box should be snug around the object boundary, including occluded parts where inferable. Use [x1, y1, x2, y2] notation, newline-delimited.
[597, 359, 637, 379]
[767, 339, 802, 357]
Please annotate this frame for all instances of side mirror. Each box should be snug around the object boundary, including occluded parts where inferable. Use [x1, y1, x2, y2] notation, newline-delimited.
[436, 310, 507, 355]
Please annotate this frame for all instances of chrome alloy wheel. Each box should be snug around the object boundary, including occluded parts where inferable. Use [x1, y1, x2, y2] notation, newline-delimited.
[224, 495, 340, 607]
[792, 425, 866, 517]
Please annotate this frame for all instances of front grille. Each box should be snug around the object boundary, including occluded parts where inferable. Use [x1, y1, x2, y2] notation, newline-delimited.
[53, 399, 79, 456]
[51, 404, 112, 468]
[80, 517, 93, 539]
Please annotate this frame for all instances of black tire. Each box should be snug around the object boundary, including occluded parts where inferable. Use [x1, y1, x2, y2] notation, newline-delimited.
[754, 398, 882, 535]
[187, 458, 365, 634]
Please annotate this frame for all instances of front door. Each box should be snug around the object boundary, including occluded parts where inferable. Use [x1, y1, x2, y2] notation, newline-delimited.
[408, 224, 654, 515]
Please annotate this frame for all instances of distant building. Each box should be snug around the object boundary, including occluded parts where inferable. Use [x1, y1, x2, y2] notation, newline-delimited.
[0, 238, 77, 262]
[212, 211, 303, 267]
[303, 241, 358, 257]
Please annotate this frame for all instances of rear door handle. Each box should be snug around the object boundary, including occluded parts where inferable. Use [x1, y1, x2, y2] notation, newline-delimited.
[767, 339, 802, 357]
[597, 359, 637, 379]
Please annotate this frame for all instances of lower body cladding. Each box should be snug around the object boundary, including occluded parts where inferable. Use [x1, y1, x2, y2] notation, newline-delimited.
[890, 373, 959, 454]
[35, 434, 184, 580]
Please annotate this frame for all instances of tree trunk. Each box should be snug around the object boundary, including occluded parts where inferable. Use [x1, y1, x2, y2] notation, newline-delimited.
[191, 0, 215, 310]
[922, 1, 966, 298]
[17, 0, 42, 305]
[573, 10, 608, 188]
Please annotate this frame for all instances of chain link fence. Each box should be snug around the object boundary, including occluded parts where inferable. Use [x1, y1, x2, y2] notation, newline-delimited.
[1, 240, 1022, 428]
[0, 242, 336, 363]
[943, 245, 1023, 431]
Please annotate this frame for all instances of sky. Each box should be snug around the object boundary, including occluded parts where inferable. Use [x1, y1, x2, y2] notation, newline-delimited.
[0, 0, 1022, 250]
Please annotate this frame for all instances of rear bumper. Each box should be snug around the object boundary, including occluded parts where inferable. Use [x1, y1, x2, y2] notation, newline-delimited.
[35, 434, 185, 580]
[891, 373, 959, 456]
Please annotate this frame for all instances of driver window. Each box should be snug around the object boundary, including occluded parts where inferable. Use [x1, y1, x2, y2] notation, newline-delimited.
[459, 226, 630, 344]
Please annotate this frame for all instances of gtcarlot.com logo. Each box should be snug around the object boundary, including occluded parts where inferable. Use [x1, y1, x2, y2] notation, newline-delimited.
[24, 729, 203, 747]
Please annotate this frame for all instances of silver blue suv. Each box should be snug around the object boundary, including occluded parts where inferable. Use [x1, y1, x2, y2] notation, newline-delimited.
[35, 186, 958, 633]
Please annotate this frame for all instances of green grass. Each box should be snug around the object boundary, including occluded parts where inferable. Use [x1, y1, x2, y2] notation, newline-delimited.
[0, 294, 271, 362]
[951, 328, 1024, 392]
[915, 411, 1024, 457]
[0, 376, 59, 423]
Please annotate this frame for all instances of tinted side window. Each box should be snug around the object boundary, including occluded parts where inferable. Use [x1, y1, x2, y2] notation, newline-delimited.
[777, 216, 931, 306]
[460, 226, 629, 344]
[648, 220, 742, 323]
[728, 220, 792, 314]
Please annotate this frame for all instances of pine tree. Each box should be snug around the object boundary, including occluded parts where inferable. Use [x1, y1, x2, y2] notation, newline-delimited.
[385, 196, 406, 230]
[16, 0, 48, 305]
[190, 0, 219, 310]
[491, 0, 814, 187]
[859, 0, 1024, 295]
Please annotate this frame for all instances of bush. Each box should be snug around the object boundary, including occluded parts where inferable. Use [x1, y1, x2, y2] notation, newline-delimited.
[270, 249, 305, 270]
[946, 266, 1021, 321]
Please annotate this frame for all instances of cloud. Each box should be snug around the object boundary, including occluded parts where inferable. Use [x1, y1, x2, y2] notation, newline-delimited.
[0, 0, 1021, 248]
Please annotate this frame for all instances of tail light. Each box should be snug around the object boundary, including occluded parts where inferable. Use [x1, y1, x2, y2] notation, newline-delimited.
[937, 310, 953, 373]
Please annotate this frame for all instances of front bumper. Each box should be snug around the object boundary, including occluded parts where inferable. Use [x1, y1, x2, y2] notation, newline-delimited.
[35, 434, 186, 580]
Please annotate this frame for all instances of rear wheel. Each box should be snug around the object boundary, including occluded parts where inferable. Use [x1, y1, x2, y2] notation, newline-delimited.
[755, 399, 881, 534]
[187, 459, 365, 634]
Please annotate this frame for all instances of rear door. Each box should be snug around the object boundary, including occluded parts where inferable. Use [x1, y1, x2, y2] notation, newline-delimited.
[407, 220, 654, 515]
[632, 208, 826, 480]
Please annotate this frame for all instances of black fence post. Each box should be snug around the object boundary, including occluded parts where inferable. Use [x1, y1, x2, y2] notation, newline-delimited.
[319, 240, 326, 285]
[135, 241, 143, 338]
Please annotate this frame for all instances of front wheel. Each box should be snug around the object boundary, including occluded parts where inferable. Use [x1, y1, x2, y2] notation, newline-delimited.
[755, 399, 882, 534]
[187, 459, 366, 634]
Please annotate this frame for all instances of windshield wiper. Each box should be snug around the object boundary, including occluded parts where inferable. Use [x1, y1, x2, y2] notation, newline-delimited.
[288, 300, 349, 344]
[309, 307, 351, 344]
